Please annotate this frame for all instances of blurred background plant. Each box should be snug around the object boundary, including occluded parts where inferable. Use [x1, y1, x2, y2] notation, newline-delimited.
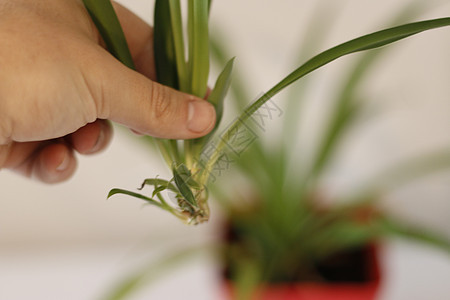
[211, 1, 450, 295]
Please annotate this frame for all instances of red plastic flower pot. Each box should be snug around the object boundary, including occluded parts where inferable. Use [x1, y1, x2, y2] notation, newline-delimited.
[223, 245, 381, 300]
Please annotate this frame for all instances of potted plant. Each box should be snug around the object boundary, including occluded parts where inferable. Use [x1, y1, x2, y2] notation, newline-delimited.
[216, 141, 450, 300]
[214, 118, 450, 299]
[206, 3, 450, 297]
[80, 0, 450, 299]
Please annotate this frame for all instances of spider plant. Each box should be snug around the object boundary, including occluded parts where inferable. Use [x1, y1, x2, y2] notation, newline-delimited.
[95, 2, 450, 299]
[82, 0, 450, 225]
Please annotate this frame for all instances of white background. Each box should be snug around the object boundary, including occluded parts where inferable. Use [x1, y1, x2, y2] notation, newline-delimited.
[1, 0, 450, 299]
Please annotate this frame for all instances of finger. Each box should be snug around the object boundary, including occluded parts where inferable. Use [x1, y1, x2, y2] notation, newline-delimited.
[31, 143, 77, 183]
[4, 142, 77, 184]
[112, 2, 155, 79]
[1, 141, 41, 172]
[87, 55, 216, 140]
[68, 119, 112, 155]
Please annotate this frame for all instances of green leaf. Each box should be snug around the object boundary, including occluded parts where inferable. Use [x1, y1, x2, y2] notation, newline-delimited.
[139, 178, 179, 193]
[309, 102, 360, 178]
[232, 259, 262, 300]
[152, 185, 167, 198]
[177, 163, 202, 189]
[348, 149, 450, 203]
[210, 32, 251, 112]
[208, 58, 235, 126]
[196, 57, 235, 146]
[379, 217, 450, 253]
[281, 1, 342, 145]
[187, 0, 210, 97]
[82, 0, 134, 69]
[168, 0, 189, 92]
[172, 164, 198, 207]
[320, 220, 382, 258]
[246, 17, 450, 124]
[154, 139, 180, 168]
[139, 178, 181, 205]
[101, 245, 213, 300]
[108, 188, 162, 208]
[200, 17, 450, 182]
[308, 2, 428, 181]
[154, 0, 179, 89]
[208, 0, 213, 13]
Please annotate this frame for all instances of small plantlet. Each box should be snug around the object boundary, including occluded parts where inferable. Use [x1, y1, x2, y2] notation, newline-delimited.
[83, 0, 450, 225]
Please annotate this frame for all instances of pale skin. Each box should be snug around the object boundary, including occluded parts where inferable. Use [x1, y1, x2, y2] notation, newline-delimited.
[0, 0, 216, 183]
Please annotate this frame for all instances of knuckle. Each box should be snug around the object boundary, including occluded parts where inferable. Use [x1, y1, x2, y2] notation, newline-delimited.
[93, 79, 109, 120]
[79, 55, 110, 121]
[149, 82, 172, 120]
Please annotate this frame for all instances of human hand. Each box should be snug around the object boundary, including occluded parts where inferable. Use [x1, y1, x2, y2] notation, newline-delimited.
[0, 0, 216, 183]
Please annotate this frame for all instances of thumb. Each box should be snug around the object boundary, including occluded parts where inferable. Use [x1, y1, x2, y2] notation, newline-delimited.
[89, 55, 216, 139]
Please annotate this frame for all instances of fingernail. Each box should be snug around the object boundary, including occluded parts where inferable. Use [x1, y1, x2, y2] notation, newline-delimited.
[187, 100, 216, 133]
[89, 127, 105, 154]
[56, 151, 70, 171]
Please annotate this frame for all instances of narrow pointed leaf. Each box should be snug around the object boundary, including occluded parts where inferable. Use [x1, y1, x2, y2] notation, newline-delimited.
[101, 246, 211, 300]
[379, 218, 450, 253]
[246, 18, 450, 124]
[309, 3, 427, 180]
[175, 164, 202, 189]
[281, 1, 342, 144]
[197, 57, 235, 146]
[154, 0, 178, 88]
[208, 57, 235, 125]
[139, 178, 179, 193]
[349, 149, 450, 203]
[82, 0, 134, 69]
[187, 0, 195, 85]
[208, 0, 213, 13]
[173, 164, 197, 207]
[108, 188, 162, 208]
[312, 220, 382, 259]
[187, 0, 210, 97]
[152, 186, 167, 198]
[310, 102, 361, 177]
[168, 0, 189, 92]
[210, 33, 251, 111]
[202, 18, 450, 176]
